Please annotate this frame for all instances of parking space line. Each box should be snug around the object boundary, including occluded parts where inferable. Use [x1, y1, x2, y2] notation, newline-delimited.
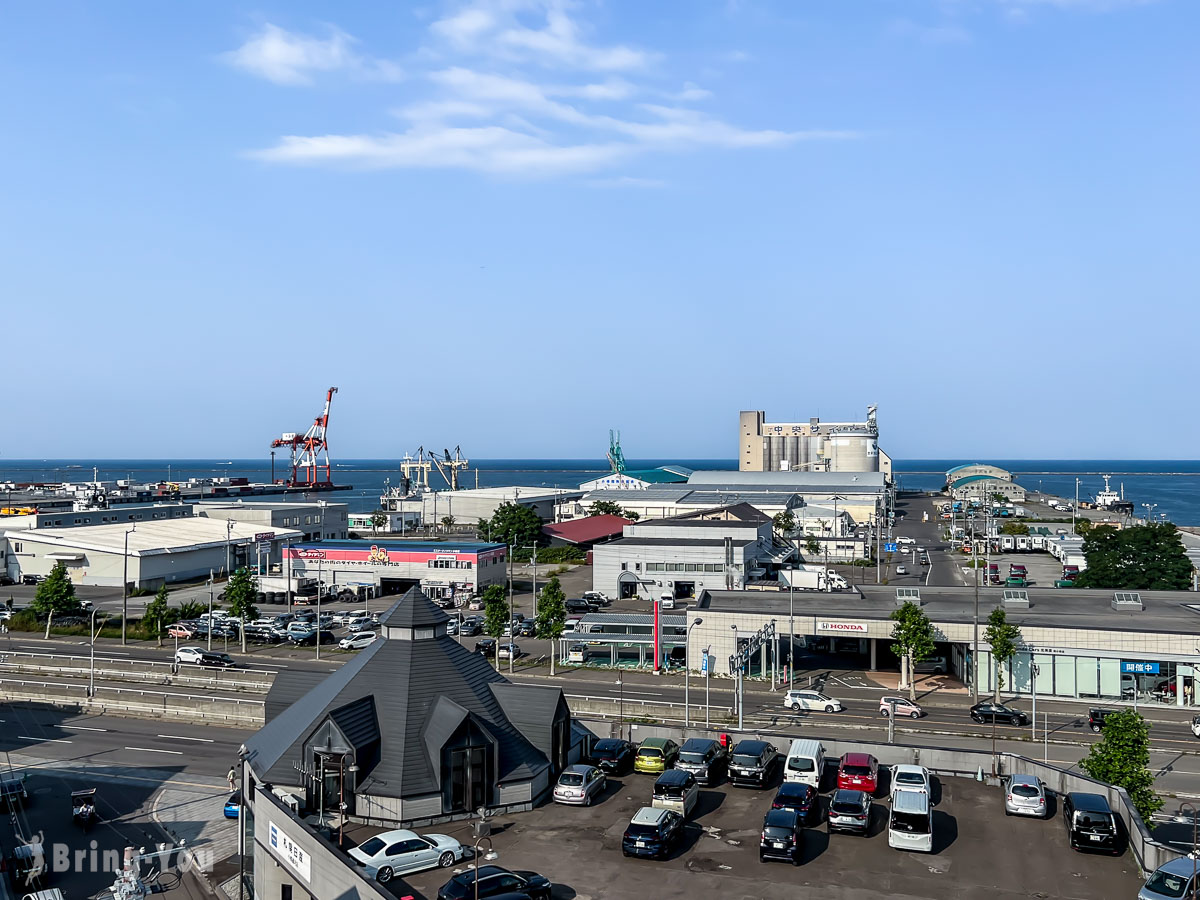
[157, 735, 215, 742]
[18, 736, 71, 743]
[62, 725, 107, 732]
[124, 746, 184, 755]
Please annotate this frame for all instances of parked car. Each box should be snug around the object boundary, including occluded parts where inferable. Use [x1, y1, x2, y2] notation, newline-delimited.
[634, 738, 679, 775]
[771, 781, 819, 825]
[0, 575, 13, 586]
[879, 696, 924, 718]
[759, 808, 803, 865]
[174, 646, 205, 665]
[1063, 792, 1119, 854]
[581, 591, 610, 606]
[475, 639, 498, 657]
[1191, 714, 1200, 739]
[567, 643, 587, 664]
[291, 629, 336, 646]
[728, 740, 781, 788]
[459, 620, 482, 637]
[970, 701, 1029, 727]
[675, 737, 728, 787]
[651, 769, 699, 818]
[564, 598, 598, 615]
[444, 620, 459, 636]
[912, 656, 947, 675]
[782, 689, 844, 713]
[436, 864, 551, 900]
[467, 598, 485, 611]
[1140, 857, 1200, 900]
[514, 620, 536, 637]
[621, 807, 684, 860]
[223, 791, 241, 818]
[827, 789, 872, 835]
[339, 631, 377, 651]
[889, 764, 930, 800]
[344, 617, 372, 632]
[552, 765, 606, 807]
[497, 642, 521, 660]
[1004, 773, 1048, 818]
[167, 623, 198, 639]
[21, 574, 44, 585]
[836, 753, 879, 795]
[590, 739, 634, 775]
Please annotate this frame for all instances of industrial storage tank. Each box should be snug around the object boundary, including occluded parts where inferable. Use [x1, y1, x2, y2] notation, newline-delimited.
[826, 429, 879, 473]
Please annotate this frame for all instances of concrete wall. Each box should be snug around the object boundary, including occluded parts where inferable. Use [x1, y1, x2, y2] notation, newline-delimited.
[9, 536, 239, 588]
[592, 542, 753, 599]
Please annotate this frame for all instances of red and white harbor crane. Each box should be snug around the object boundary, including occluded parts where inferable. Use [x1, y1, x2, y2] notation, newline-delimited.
[271, 387, 338, 487]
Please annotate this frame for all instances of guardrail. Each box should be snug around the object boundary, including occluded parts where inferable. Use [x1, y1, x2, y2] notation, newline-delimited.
[0, 676, 265, 727]
[0, 650, 273, 692]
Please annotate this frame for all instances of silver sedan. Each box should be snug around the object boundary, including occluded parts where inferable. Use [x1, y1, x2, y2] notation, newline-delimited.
[552, 765, 607, 806]
[1004, 774, 1048, 817]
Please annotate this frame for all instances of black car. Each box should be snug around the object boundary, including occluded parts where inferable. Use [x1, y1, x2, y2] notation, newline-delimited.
[1062, 792, 1119, 854]
[1088, 708, 1114, 733]
[437, 864, 551, 900]
[564, 598, 598, 615]
[760, 808, 803, 865]
[621, 807, 685, 859]
[590, 738, 634, 775]
[970, 701, 1028, 727]
[728, 740, 781, 788]
[21, 575, 42, 586]
[771, 781, 819, 825]
[675, 737, 728, 786]
[199, 652, 236, 668]
[514, 620, 536, 637]
[0, 575, 13, 587]
[291, 629, 336, 646]
[459, 621, 483, 637]
[475, 638, 498, 656]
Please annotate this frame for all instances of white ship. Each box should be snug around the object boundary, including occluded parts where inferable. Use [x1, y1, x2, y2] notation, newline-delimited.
[1094, 475, 1122, 509]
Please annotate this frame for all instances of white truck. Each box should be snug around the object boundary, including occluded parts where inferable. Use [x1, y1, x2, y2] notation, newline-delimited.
[783, 567, 849, 591]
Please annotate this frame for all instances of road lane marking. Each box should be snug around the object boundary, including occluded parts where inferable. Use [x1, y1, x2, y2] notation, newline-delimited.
[61, 725, 107, 732]
[124, 746, 183, 755]
[157, 735, 215, 742]
[18, 736, 71, 743]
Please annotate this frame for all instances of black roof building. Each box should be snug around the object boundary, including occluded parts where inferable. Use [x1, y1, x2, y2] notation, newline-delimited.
[245, 588, 571, 827]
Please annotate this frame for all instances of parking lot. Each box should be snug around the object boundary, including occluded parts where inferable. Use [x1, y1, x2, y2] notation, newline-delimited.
[352, 770, 1143, 900]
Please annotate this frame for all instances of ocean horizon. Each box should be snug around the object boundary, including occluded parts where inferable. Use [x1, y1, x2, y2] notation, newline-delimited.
[3, 458, 1199, 524]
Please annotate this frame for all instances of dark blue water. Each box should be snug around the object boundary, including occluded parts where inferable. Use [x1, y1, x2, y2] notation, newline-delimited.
[3, 458, 1199, 524]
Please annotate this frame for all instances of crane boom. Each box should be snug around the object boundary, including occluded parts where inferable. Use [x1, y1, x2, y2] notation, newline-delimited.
[270, 387, 338, 487]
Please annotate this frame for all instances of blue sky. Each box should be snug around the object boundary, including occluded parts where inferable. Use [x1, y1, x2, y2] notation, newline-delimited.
[2, 0, 1196, 461]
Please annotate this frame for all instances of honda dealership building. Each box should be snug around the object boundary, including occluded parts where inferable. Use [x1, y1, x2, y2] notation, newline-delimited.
[284, 539, 507, 599]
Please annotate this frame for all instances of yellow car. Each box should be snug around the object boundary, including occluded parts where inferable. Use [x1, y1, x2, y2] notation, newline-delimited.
[634, 738, 679, 775]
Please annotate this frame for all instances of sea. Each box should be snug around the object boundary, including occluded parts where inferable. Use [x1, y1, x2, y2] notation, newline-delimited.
[3, 458, 1200, 525]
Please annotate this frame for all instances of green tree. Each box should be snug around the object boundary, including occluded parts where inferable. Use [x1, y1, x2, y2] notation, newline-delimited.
[983, 607, 1022, 701]
[224, 567, 259, 653]
[481, 584, 509, 671]
[1075, 517, 1093, 534]
[772, 510, 796, 538]
[890, 601, 937, 700]
[142, 584, 176, 647]
[30, 563, 81, 617]
[804, 537, 821, 557]
[441, 515, 456, 531]
[370, 510, 387, 534]
[1075, 522, 1192, 591]
[588, 500, 625, 517]
[535, 575, 568, 676]
[1079, 709, 1162, 821]
[622, 509, 640, 521]
[177, 599, 205, 620]
[999, 521, 1030, 535]
[480, 503, 543, 549]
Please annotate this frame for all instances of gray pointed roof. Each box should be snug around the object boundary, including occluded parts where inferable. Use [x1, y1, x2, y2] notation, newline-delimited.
[245, 588, 557, 799]
[379, 587, 450, 629]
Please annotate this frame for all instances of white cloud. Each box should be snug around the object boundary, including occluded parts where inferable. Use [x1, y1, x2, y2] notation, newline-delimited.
[223, 23, 403, 85]
[429, 0, 655, 70]
[236, 2, 855, 178]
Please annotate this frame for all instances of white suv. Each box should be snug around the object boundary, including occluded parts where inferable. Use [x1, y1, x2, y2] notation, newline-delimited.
[783, 689, 844, 713]
[174, 646, 205, 665]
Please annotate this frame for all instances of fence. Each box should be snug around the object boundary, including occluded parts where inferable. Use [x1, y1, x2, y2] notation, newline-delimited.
[0, 650, 274, 692]
[0, 677, 265, 726]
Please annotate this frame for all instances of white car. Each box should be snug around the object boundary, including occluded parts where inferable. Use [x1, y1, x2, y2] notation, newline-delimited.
[348, 828, 464, 883]
[174, 646, 205, 665]
[344, 616, 371, 632]
[896, 565, 908, 575]
[339, 631, 377, 651]
[890, 764, 931, 800]
[896, 537, 915, 546]
[782, 689, 844, 713]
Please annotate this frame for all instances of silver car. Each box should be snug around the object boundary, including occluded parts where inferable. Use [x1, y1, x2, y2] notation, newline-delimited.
[1004, 773, 1047, 817]
[552, 765, 607, 806]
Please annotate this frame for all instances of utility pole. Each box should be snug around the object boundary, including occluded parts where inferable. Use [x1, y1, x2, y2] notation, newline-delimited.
[972, 516, 980, 704]
[208, 571, 214, 652]
[788, 583, 795, 690]
[122, 525, 136, 646]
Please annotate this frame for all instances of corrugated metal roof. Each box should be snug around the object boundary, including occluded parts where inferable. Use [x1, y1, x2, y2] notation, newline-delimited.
[542, 515, 630, 544]
[578, 613, 687, 626]
[607, 537, 754, 548]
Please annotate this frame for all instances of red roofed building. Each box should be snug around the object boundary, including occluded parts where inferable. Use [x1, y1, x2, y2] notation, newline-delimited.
[542, 514, 631, 549]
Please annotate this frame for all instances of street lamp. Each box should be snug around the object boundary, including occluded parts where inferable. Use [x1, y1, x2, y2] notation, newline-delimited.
[731, 624, 743, 731]
[226, 518, 236, 576]
[88, 607, 103, 697]
[615, 677, 625, 740]
[971, 514, 980, 704]
[683, 618, 703, 728]
[1073, 478, 1081, 534]
[1172, 801, 1198, 899]
[788, 582, 795, 690]
[121, 525, 136, 645]
[472, 837, 499, 900]
[237, 743, 249, 900]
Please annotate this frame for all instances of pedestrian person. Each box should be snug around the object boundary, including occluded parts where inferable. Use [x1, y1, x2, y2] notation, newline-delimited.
[227, 766, 236, 792]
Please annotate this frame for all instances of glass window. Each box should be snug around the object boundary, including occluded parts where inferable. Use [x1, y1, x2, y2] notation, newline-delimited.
[1077, 657, 1100, 698]
[1055, 655, 1076, 697]
[1099, 658, 1122, 699]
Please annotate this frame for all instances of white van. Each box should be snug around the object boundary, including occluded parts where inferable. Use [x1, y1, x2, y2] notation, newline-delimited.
[888, 789, 933, 852]
[660, 593, 676, 610]
[783, 739, 825, 788]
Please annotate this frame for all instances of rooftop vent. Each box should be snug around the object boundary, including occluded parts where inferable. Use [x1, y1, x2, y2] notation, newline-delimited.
[895, 587, 921, 605]
[1002, 589, 1030, 608]
[1112, 592, 1143, 612]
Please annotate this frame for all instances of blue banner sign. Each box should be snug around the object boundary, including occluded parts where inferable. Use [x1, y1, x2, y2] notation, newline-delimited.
[1121, 661, 1160, 675]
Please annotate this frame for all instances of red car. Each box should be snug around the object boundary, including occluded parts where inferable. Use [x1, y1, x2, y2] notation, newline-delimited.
[836, 753, 879, 795]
